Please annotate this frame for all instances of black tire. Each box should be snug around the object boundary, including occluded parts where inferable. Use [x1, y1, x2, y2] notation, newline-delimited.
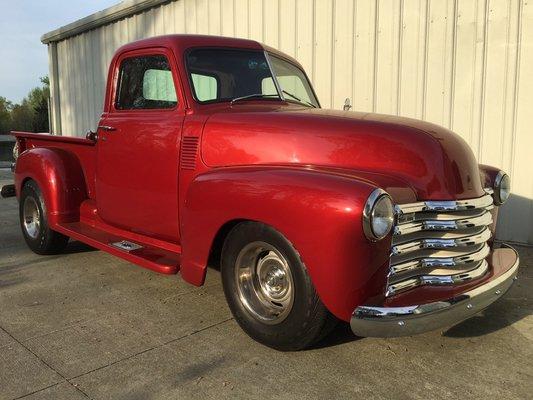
[221, 221, 337, 351]
[19, 180, 69, 255]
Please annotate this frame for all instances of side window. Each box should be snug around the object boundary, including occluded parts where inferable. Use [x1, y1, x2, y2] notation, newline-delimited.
[191, 73, 218, 102]
[115, 55, 177, 110]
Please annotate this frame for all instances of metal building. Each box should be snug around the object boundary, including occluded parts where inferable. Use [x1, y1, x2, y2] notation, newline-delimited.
[42, 0, 533, 245]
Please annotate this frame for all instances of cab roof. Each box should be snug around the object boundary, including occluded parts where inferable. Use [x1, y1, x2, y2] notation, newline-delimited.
[115, 34, 303, 69]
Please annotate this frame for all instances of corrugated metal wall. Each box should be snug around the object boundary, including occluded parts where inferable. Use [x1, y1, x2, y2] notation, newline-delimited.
[50, 0, 533, 244]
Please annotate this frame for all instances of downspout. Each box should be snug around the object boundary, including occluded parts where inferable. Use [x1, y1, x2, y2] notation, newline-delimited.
[47, 42, 62, 135]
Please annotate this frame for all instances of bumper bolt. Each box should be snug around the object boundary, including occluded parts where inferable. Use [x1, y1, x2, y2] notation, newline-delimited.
[466, 304, 473, 309]
[495, 289, 502, 295]
[398, 321, 405, 327]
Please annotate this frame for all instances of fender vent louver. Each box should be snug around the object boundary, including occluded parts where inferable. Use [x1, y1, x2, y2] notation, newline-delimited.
[180, 136, 200, 170]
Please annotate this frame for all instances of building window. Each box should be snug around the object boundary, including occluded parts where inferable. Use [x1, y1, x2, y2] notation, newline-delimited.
[115, 55, 177, 110]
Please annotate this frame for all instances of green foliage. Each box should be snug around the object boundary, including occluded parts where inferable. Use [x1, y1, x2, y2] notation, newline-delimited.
[11, 101, 35, 132]
[0, 97, 13, 135]
[0, 77, 50, 134]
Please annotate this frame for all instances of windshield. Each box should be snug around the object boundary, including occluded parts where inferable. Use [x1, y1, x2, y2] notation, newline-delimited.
[186, 48, 319, 107]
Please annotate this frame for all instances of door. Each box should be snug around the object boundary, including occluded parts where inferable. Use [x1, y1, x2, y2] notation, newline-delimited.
[96, 49, 185, 243]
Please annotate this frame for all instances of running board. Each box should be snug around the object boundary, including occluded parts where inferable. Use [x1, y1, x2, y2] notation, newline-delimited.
[55, 222, 180, 274]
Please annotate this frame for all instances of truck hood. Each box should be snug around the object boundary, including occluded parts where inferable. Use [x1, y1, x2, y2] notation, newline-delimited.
[201, 105, 484, 201]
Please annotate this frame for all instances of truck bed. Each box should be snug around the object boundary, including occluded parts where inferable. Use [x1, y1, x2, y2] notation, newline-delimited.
[12, 131, 94, 145]
[12, 131, 97, 199]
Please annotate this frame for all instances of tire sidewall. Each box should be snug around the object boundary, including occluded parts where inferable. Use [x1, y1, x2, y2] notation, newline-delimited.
[19, 181, 50, 254]
[221, 222, 321, 350]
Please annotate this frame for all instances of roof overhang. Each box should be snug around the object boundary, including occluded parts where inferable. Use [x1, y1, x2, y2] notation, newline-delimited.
[41, 0, 172, 44]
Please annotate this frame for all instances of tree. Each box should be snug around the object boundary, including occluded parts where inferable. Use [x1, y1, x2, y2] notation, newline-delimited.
[0, 97, 12, 135]
[26, 77, 50, 132]
[2, 76, 51, 133]
[10, 100, 34, 132]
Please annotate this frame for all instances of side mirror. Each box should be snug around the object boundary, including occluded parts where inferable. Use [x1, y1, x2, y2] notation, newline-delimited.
[343, 98, 352, 111]
[86, 130, 98, 142]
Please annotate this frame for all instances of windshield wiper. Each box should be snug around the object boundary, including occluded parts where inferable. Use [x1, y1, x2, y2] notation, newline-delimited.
[282, 90, 316, 108]
[230, 91, 316, 108]
[230, 93, 280, 105]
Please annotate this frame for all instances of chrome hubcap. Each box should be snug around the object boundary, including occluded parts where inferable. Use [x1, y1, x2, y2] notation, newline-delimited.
[235, 241, 294, 324]
[23, 196, 41, 239]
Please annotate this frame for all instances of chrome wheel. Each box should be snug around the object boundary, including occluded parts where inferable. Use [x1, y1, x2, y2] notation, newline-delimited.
[235, 241, 294, 324]
[23, 196, 41, 239]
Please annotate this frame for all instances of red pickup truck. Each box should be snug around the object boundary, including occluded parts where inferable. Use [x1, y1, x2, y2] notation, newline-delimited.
[3, 35, 519, 350]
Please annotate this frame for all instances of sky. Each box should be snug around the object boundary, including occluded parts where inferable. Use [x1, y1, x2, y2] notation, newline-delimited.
[0, 0, 119, 103]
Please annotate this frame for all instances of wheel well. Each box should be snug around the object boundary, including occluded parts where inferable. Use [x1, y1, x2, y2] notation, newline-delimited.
[18, 177, 35, 200]
[21, 177, 34, 189]
[207, 219, 246, 271]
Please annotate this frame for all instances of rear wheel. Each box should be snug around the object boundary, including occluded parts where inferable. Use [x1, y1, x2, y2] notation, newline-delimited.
[221, 222, 337, 351]
[19, 180, 69, 255]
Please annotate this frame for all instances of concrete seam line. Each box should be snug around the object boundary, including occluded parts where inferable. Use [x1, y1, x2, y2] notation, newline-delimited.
[19, 317, 101, 344]
[12, 382, 62, 400]
[12, 382, 65, 400]
[67, 317, 234, 382]
[0, 326, 92, 399]
[17, 281, 223, 344]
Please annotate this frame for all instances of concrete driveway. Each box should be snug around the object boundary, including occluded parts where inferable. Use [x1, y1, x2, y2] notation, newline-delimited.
[0, 169, 532, 400]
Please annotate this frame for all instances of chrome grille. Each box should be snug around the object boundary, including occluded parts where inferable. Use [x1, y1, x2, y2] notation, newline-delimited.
[386, 192, 494, 297]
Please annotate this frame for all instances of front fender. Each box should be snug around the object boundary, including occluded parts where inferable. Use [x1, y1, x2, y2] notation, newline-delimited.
[14, 147, 87, 226]
[181, 167, 393, 321]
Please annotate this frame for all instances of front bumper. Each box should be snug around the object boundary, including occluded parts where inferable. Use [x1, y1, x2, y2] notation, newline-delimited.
[350, 245, 519, 337]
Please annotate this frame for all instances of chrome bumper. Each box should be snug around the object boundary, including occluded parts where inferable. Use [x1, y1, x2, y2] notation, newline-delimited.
[350, 245, 519, 338]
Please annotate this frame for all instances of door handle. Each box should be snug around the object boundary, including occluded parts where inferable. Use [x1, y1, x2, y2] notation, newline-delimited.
[98, 125, 116, 132]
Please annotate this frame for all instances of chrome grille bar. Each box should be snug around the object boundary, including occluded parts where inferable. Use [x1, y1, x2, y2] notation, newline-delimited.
[391, 227, 492, 255]
[386, 192, 494, 297]
[395, 193, 494, 215]
[394, 210, 493, 235]
[389, 242, 491, 276]
[386, 260, 489, 297]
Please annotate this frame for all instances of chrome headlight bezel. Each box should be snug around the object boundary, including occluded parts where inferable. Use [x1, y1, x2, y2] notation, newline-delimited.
[493, 171, 510, 205]
[363, 188, 395, 241]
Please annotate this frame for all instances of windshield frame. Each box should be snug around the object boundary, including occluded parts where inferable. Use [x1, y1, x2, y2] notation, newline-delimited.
[184, 47, 320, 108]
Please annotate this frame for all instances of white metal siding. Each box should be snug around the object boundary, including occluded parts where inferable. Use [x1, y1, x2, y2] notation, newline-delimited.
[49, 0, 533, 244]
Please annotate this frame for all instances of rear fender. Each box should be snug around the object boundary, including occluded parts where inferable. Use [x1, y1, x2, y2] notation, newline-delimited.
[14, 147, 87, 226]
[180, 167, 393, 321]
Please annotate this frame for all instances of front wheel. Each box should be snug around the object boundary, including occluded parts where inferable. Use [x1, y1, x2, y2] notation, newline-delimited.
[221, 222, 337, 351]
[19, 180, 69, 255]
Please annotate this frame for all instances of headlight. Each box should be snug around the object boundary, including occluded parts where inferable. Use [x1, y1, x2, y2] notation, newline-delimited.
[12, 141, 19, 161]
[363, 189, 394, 241]
[494, 171, 510, 205]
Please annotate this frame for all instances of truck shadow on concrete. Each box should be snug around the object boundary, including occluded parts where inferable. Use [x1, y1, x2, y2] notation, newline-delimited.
[445, 246, 531, 338]
[63, 240, 98, 254]
[444, 290, 531, 338]
[312, 322, 363, 349]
